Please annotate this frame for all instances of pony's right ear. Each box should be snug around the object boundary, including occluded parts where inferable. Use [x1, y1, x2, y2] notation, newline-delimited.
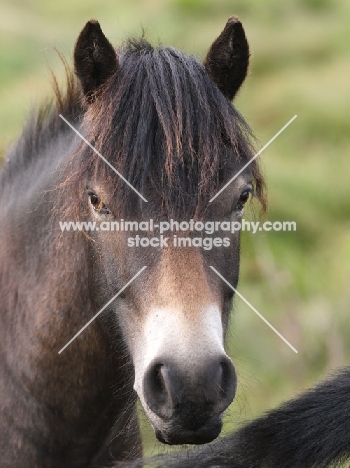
[204, 16, 249, 101]
[74, 20, 118, 103]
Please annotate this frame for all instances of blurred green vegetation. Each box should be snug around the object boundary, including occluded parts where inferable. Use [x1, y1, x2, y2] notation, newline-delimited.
[1, 0, 350, 458]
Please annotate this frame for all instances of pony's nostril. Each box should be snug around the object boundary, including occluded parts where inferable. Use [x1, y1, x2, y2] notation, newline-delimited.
[143, 362, 172, 418]
[214, 356, 237, 412]
[221, 359, 231, 389]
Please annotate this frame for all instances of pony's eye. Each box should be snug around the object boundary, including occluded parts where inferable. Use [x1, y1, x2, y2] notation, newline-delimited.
[89, 193, 100, 206]
[88, 192, 111, 214]
[235, 188, 252, 212]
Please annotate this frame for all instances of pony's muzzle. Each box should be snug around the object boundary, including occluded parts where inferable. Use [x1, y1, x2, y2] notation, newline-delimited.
[142, 355, 237, 444]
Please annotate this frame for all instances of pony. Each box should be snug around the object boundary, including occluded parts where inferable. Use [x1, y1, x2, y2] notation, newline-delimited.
[1, 16, 349, 468]
[0, 16, 263, 467]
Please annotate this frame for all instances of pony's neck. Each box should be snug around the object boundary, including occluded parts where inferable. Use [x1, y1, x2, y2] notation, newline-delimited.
[1, 227, 138, 465]
[0, 150, 139, 465]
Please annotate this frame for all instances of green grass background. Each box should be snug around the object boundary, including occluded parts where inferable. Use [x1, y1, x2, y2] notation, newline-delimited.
[1, 0, 350, 458]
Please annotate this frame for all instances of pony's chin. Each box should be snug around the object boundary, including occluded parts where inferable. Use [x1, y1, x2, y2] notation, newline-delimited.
[154, 417, 223, 445]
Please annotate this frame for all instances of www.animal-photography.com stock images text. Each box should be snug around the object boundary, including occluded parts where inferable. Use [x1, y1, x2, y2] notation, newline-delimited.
[1, 1, 349, 467]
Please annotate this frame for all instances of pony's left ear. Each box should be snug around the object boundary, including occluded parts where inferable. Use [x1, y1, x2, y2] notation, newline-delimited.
[74, 20, 118, 103]
[204, 16, 249, 101]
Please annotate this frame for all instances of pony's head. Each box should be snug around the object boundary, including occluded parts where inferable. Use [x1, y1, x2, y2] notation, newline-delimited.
[67, 18, 265, 445]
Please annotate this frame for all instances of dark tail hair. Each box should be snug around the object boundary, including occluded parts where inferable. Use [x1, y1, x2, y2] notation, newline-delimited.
[115, 367, 350, 468]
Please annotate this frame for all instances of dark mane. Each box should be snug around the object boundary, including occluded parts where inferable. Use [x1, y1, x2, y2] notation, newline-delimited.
[2, 39, 266, 216]
[73, 38, 265, 218]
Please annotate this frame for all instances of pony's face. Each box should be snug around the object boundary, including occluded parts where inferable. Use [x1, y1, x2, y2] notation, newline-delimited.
[73, 19, 263, 445]
[84, 174, 252, 444]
